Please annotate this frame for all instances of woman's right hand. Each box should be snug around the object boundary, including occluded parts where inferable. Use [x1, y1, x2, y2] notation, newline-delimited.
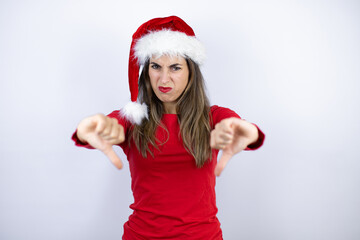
[76, 114, 125, 169]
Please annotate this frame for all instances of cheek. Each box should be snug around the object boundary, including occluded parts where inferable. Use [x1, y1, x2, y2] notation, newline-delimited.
[148, 73, 157, 89]
[179, 73, 189, 90]
[181, 80, 189, 90]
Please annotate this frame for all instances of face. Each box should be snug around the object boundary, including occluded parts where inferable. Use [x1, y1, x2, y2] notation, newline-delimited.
[148, 55, 189, 114]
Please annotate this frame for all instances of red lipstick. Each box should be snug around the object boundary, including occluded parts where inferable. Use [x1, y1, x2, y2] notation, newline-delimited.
[159, 87, 172, 93]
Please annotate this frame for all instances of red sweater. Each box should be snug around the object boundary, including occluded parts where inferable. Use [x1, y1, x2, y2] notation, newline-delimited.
[72, 105, 265, 239]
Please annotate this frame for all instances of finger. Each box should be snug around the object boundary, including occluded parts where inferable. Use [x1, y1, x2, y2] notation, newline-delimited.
[212, 140, 231, 150]
[216, 120, 233, 134]
[102, 147, 123, 169]
[107, 134, 124, 145]
[213, 137, 233, 150]
[109, 120, 121, 139]
[220, 134, 233, 145]
[219, 132, 233, 141]
[214, 152, 233, 177]
[94, 114, 107, 134]
[103, 124, 125, 145]
[100, 117, 114, 137]
[210, 130, 216, 148]
[102, 119, 119, 140]
[113, 125, 125, 144]
[218, 143, 229, 150]
[211, 131, 233, 149]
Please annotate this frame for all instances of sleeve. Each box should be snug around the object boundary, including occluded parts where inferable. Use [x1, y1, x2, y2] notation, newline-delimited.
[71, 131, 94, 149]
[210, 105, 265, 150]
[71, 110, 131, 149]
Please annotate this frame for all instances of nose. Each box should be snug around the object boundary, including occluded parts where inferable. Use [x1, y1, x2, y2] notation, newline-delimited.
[159, 70, 170, 84]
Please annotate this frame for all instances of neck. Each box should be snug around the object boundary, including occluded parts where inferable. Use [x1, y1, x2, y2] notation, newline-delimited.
[163, 102, 177, 114]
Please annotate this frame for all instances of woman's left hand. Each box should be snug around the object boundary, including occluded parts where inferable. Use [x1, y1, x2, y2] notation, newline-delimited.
[210, 117, 259, 176]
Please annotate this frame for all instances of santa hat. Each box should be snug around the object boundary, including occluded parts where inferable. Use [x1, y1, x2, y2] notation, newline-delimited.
[120, 16, 206, 125]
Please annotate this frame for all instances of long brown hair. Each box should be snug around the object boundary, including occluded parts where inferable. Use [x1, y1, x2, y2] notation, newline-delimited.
[130, 58, 212, 167]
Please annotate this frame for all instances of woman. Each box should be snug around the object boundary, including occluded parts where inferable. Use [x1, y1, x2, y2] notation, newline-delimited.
[73, 16, 265, 239]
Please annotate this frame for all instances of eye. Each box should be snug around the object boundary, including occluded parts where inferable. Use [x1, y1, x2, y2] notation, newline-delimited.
[171, 66, 181, 71]
[150, 63, 160, 70]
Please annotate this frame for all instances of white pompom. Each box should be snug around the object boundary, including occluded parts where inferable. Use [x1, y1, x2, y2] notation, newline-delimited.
[120, 102, 148, 125]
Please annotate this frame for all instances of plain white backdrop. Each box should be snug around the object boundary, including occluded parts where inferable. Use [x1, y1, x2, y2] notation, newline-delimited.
[1, 0, 359, 239]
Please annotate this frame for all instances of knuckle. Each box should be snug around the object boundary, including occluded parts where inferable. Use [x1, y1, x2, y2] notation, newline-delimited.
[95, 113, 105, 120]
[110, 131, 117, 138]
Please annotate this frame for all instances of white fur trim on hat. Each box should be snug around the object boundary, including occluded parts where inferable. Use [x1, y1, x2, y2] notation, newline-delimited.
[120, 102, 148, 125]
[134, 30, 206, 65]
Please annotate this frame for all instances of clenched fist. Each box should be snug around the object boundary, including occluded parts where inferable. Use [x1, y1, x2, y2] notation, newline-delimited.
[211, 117, 259, 176]
[76, 114, 125, 169]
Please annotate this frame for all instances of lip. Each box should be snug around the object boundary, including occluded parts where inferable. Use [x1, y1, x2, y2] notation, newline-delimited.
[159, 87, 172, 93]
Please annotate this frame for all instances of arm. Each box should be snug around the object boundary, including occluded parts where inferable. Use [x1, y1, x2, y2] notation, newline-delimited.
[210, 117, 260, 176]
[75, 114, 125, 169]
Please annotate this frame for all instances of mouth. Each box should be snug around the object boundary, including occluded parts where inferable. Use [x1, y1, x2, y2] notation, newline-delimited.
[158, 87, 172, 93]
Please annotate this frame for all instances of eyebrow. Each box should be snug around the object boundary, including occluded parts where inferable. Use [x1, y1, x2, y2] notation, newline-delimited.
[150, 62, 183, 67]
[169, 63, 182, 68]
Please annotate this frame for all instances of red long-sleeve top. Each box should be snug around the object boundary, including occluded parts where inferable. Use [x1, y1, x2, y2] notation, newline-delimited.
[72, 105, 265, 239]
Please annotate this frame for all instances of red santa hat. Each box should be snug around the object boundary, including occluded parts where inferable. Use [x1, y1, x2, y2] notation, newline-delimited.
[120, 16, 206, 125]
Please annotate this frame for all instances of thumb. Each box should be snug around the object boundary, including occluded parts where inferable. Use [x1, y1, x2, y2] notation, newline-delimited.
[214, 151, 233, 177]
[102, 146, 123, 169]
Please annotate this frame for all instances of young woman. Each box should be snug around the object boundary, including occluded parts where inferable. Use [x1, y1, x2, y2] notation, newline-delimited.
[73, 16, 265, 240]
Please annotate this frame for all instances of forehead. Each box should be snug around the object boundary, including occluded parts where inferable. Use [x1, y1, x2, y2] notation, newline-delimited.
[150, 55, 187, 64]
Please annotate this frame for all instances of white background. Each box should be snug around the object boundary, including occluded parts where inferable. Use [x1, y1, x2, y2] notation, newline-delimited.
[1, 0, 359, 239]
